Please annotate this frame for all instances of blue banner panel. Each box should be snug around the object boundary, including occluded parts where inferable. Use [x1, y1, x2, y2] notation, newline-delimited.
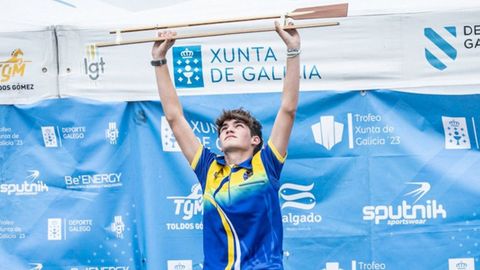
[0, 90, 479, 270]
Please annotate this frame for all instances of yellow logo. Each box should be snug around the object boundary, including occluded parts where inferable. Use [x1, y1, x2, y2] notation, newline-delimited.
[0, 49, 31, 83]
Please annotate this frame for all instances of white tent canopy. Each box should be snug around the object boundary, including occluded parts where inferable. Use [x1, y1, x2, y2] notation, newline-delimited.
[1, 0, 480, 104]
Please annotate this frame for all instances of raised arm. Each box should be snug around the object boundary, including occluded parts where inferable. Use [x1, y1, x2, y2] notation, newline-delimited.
[152, 31, 200, 163]
[269, 21, 301, 157]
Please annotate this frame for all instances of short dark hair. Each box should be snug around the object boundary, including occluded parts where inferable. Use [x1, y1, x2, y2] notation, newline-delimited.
[215, 108, 263, 154]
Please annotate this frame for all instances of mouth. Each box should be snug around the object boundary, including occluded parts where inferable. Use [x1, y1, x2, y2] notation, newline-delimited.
[224, 135, 236, 140]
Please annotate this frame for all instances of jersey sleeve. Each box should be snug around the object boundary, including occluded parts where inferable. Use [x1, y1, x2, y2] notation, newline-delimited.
[260, 140, 287, 188]
[190, 145, 216, 190]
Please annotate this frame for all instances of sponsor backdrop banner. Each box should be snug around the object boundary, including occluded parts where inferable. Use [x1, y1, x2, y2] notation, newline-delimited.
[1, 90, 479, 270]
[55, 9, 480, 102]
[0, 27, 58, 104]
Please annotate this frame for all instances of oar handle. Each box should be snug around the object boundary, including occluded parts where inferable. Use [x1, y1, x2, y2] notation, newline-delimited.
[97, 21, 339, 48]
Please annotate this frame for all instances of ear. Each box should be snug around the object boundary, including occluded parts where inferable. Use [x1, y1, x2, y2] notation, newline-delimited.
[251, 135, 261, 147]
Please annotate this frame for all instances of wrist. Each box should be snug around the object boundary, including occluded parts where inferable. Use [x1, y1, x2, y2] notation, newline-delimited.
[151, 58, 167, 66]
[152, 52, 167, 60]
[286, 47, 301, 58]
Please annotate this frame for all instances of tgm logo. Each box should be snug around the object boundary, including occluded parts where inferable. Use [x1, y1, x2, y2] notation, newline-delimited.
[448, 258, 475, 270]
[167, 260, 193, 270]
[161, 116, 181, 152]
[167, 183, 203, 220]
[424, 26, 457, 70]
[279, 183, 321, 226]
[311, 116, 344, 150]
[84, 44, 105, 80]
[0, 49, 31, 83]
[0, 170, 49, 196]
[173, 46, 204, 88]
[110, 215, 125, 239]
[442, 116, 471, 149]
[363, 181, 447, 226]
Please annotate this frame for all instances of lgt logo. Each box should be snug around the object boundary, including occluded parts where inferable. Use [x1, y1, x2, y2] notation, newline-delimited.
[84, 44, 105, 80]
[110, 215, 125, 239]
[105, 122, 119, 145]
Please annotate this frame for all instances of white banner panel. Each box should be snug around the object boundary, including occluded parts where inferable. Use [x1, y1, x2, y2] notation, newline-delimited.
[56, 8, 480, 101]
[0, 28, 58, 104]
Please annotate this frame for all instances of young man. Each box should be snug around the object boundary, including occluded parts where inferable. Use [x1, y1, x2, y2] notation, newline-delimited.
[152, 21, 300, 270]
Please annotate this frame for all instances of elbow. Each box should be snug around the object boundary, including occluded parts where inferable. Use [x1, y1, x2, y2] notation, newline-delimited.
[163, 109, 184, 123]
[281, 105, 297, 118]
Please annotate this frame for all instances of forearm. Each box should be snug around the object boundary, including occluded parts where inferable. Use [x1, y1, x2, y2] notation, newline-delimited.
[280, 54, 300, 115]
[155, 65, 184, 122]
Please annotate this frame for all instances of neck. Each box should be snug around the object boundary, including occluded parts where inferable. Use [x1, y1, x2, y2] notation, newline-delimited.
[224, 149, 253, 166]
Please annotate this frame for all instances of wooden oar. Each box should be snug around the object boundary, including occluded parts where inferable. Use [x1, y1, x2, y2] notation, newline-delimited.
[109, 3, 348, 34]
[96, 21, 340, 48]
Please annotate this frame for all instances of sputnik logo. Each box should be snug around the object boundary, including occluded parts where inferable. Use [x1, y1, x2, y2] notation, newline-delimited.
[405, 182, 431, 204]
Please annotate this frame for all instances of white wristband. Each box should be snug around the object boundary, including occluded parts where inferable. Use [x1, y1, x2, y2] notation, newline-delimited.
[287, 48, 301, 58]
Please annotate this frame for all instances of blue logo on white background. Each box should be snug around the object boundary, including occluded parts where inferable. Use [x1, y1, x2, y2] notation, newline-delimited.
[424, 26, 457, 70]
[173, 46, 204, 88]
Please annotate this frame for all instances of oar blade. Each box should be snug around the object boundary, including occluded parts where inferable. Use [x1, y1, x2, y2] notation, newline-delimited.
[291, 3, 348, 20]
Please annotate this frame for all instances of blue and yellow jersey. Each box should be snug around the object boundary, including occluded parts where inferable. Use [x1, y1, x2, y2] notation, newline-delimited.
[191, 140, 286, 270]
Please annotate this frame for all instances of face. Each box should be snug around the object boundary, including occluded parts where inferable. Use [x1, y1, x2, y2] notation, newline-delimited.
[219, 119, 260, 153]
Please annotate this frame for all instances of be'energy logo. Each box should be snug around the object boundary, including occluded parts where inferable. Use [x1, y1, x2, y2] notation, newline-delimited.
[172, 46, 204, 88]
[363, 181, 447, 225]
[424, 26, 457, 71]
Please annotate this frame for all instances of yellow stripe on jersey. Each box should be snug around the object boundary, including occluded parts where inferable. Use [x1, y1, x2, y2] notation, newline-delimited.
[267, 139, 287, 163]
[190, 145, 203, 170]
[204, 194, 238, 269]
